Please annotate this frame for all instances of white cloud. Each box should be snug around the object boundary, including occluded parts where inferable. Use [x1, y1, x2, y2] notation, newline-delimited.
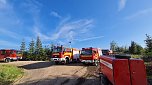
[0, 0, 22, 27]
[26, 2, 94, 44]
[34, 26, 51, 40]
[0, 0, 6, 4]
[74, 36, 104, 42]
[51, 17, 94, 42]
[23, 0, 42, 14]
[0, 28, 19, 39]
[34, 16, 94, 44]
[50, 11, 62, 18]
[22, 0, 43, 26]
[0, 40, 18, 49]
[118, 0, 127, 11]
[0, 0, 7, 9]
[125, 8, 152, 20]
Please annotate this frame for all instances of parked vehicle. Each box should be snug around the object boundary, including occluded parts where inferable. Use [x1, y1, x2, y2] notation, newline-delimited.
[0, 49, 17, 62]
[102, 49, 113, 55]
[51, 45, 80, 64]
[80, 47, 102, 66]
[16, 50, 23, 60]
[99, 55, 147, 85]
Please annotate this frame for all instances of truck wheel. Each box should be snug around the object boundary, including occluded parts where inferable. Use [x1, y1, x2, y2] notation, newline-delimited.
[55, 61, 59, 65]
[100, 74, 109, 85]
[5, 58, 11, 63]
[82, 62, 86, 65]
[65, 58, 69, 64]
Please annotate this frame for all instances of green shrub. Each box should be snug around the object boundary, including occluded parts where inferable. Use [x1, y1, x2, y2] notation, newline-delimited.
[145, 62, 152, 77]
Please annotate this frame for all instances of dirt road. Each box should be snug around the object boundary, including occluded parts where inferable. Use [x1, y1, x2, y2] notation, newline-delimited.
[1, 61, 100, 85]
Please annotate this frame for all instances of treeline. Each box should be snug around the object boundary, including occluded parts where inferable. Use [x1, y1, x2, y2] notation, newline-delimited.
[20, 36, 52, 61]
[110, 34, 152, 57]
[20, 34, 152, 61]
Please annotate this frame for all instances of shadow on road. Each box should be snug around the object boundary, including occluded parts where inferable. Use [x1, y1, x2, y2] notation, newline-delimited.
[14, 61, 95, 70]
[16, 76, 101, 85]
[18, 62, 53, 70]
[53, 62, 95, 66]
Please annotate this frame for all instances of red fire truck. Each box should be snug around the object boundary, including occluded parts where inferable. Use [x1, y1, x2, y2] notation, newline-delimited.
[99, 55, 147, 85]
[102, 49, 113, 55]
[0, 49, 17, 62]
[51, 45, 80, 64]
[80, 47, 102, 66]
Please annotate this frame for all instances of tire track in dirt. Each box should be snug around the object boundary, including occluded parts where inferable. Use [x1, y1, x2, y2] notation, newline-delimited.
[58, 66, 87, 85]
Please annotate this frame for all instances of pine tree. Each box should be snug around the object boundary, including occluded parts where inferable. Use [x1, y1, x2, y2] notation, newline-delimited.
[136, 44, 143, 55]
[35, 36, 43, 53]
[145, 34, 152, 52]
[51, 42, 54, 52]
[20, 39, 26, 52]
[129, 41, 143, 54]
[35, 36, 43, 60]
[144, 34, 152, 56]
[29, 39, 35, 53]
[110, 41, 117, 51]
[129, 41, 137, 54]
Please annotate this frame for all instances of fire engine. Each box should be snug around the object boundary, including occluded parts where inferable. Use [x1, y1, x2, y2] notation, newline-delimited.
[102, 49, 113, 55]
[99, 55, 147, 85]
[80, 47, 102, 66]
[0, 49, 17, 62]
[51, 45, 80, 64]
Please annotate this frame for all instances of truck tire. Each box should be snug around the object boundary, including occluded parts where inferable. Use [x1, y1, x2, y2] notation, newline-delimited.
[55, 61, 59, 65]
[5, 58, 11, 63]
[65, 57, 69, 64]
[100, 74, 110, 85]
[82, 62, 86, 65]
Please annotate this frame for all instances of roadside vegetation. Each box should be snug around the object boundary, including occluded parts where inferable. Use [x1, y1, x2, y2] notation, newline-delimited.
[0, 65, 23, 85]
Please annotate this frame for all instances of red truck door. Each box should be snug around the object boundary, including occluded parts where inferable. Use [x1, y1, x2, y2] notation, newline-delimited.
[10, 50, 17, 59]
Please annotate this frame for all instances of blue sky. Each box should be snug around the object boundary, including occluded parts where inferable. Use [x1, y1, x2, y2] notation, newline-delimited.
[0, 0, 152, 49]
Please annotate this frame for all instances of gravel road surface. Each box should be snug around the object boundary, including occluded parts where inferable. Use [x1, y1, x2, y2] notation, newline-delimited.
[0, 61, 100, 85]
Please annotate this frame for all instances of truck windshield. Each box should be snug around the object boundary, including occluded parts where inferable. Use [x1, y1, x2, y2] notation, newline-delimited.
[10, 50, 15, 54]
[1, 50, 6, 55]
[81, 50, 92, 55]
[53, 47, 62, 53]
[17, 51, 22, 54]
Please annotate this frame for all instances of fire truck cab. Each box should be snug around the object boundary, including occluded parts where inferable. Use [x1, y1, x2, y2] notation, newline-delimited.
[0, 49, 17, 62]
[99, 55, 147, 85]
[51, 45, 80, 64]
[80, 47, 102, 66]
[16, 50, 23, 60]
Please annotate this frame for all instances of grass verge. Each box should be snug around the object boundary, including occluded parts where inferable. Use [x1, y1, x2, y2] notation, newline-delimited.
[131, 55, 142, 58]
[0, 65, 23, 85]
